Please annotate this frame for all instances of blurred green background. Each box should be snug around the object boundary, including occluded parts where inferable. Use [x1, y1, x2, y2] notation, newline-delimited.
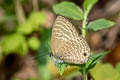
[0, 0, 120, 80]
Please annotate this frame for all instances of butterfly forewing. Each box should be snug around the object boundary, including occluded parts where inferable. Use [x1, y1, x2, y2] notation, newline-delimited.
[51, 16, 90, 64]
[52, 16, 79, 53]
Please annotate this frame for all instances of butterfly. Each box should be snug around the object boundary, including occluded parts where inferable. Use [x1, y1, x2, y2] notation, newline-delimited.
[50, 16, 90, 64]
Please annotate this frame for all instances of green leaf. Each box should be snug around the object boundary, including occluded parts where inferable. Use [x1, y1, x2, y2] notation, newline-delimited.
[83, 0, 98, 13]
[86, 51, 110, 73]
[17, 21, 33, 35]
[53, 1, 83, 20]
[116, 63, 120, 72]
[37, 29, 52, 80]
[55, 62, 68, 75]
[29, 12, 46, 27]
[37, 28, 51, 65]
[91, 62, 120, 80]
[28, 37, 40, 50]
[87, 19, 115, 31]
[1, 33, 28, 55]
[17, 12, 46, 35]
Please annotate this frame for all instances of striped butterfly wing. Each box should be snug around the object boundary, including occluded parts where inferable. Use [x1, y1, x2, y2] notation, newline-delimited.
[51, 16, 90, 64]
[57, 36, 90, 64]
[51, 16, 80, 54]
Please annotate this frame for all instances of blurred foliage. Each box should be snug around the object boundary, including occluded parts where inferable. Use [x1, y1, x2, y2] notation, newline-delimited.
[1, 33, 28, 55]
[0, 15, 15, 23]
[37, 28, 53, 80]
[37, 28, 51, 65]
[116, 63, 120, 73]
[28, 37, 40, 51]
[17, 12, 46, 35]
[91, 62, 120, 80]
[0, 11, 45, 56]
[12, 77, 39, 80]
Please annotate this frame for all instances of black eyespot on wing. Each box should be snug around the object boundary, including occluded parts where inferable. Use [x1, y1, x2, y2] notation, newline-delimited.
[83, 53, 87, 57]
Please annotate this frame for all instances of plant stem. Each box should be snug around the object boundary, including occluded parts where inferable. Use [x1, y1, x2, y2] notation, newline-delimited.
[82, 11, 88, 38]
[14, 0, 26, 24]
[83, 68, 86, 80]
[81, 10, 89, 80]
